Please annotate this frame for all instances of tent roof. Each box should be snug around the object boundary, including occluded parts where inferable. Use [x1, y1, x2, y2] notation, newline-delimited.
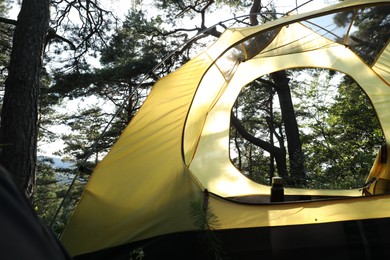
[61, 0, 390, 256]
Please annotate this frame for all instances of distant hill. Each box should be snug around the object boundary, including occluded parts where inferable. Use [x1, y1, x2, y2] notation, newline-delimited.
[37, 155, 75, 169]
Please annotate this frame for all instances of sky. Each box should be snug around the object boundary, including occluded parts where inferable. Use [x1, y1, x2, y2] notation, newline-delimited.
[7, 0, 332, 20]
[7, 0, 333, 26]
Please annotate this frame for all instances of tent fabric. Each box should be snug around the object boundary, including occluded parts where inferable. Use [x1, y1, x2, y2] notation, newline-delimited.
[0, 165, 72, 259]
[373, 42, 390, 83]
[190, 25, 390, 197]
[61, 0, 390, 256]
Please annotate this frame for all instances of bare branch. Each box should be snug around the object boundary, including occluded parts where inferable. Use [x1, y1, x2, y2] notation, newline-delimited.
[45, 27, 76, 50]
[49, 0, 118, 67]
[0, 17, 17, 26]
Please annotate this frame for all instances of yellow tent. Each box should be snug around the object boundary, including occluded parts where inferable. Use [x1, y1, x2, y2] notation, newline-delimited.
[61, 0, 390, 258]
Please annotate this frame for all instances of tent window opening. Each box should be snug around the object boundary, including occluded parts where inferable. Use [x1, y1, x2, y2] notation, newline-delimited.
[229, 68, 385, 191]
[302, 6, 390, 66]
[301, 11, 355, 44]
[347, 6, 390, 66]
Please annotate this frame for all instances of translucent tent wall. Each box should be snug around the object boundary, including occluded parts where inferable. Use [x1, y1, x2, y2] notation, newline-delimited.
[61, 0, 390, 256]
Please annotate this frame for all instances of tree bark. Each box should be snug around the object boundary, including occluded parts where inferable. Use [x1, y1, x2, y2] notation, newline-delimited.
[249, 0, 261, 26]
[248, 0, 305, 186]
[231, 113, 288, 178]
[271, 71, 305, 186]
[0, 0, 50, 200]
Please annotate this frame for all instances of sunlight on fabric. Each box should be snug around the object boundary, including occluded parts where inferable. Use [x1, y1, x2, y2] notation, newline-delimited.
[373, 43, 390, 84]
[183, 65, 226, 165]
[184, 49, 241, 164]
[203, 110, 228, 135]
[256, 23, 336, 58]
[211, 165, 271, 196]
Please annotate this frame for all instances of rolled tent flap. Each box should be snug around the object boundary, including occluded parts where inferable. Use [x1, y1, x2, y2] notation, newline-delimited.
[60, 0, 390, 257]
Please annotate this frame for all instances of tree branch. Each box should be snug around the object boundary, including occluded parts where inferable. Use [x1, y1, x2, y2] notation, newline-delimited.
[0, 17, 17, 26]
[231, 112, 279, 155]
[45, 27, 76, 50]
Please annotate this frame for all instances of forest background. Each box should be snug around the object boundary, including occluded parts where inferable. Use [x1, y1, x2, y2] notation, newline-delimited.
[0, 0, 386, 236]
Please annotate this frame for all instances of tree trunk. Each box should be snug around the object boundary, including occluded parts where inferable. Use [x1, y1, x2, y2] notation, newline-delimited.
[271, 71, 305, 186]
[248, 0, 305, 186]
[231, 113, 288, 178]
[0, 0, 50, 200]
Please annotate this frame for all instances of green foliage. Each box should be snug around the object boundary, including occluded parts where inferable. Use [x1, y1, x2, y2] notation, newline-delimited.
[232, 68, 384, 190]
[34, 159, 61, 222]
[101, 11, 167, 66]
[47, 10, 176, 165]
[349, 5, 390, 65]
[59, 105, 114, 160]
[129, 247, 145, 260]
[230, 77, 283, 185]
[49, 9, 179, 102]
[190, 195, 225, 259]
[33, 158, 83, 236]
[294, 70, 384, 189]
[190, 197, 219, 230]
